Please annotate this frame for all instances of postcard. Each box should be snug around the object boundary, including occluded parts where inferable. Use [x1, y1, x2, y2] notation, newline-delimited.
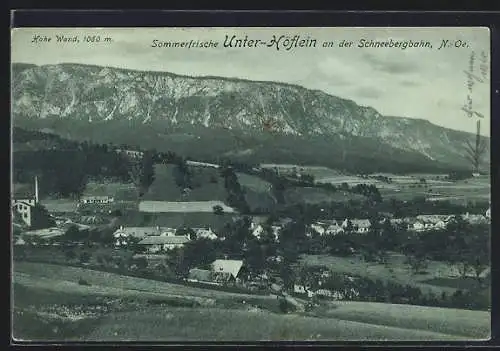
[11, 27, 491, 342]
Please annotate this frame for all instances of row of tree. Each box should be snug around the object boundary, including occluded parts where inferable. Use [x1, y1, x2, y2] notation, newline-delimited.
[296, 268, 489, 310]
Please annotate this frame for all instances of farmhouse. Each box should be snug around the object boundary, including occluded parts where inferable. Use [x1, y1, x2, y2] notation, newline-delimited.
[352, 219, 371, 233]
[250, 216, 268, 239]
[411, 220, 428, 232]
[139, 201, 236, 213]
[433, 220, 447, 230]
[341, 219, 371, 233]
[310, 223, 326, 236]
[211, 259, 246, 285]
[293, 284, 313, 296]
[186, 259, 247, 286]
[137, 235, 190, 253]
[113, 226, 176, 245]
[12, 200, 35, 227]
[193, 227, 218, 240]
[251, 223, 265, 239]
[79, 215, 107, 225]
[462, 213, 489, 224]
[14, 237, 26, 246]
[326, 221, 345, 235]
[315, 289, 334, 298]
[116, 149, 144, 159]
[80, 195, 115, 205]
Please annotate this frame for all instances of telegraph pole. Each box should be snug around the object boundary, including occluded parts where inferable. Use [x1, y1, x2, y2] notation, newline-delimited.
[464, 119, 487, 175]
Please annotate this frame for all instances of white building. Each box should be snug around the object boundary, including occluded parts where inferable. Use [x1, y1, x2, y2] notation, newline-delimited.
[80, 195, 115, 205]
[250, 223, 265, 239]
[341, 219, 371, 233]
[310, 223, 326, 236]
[116, 149, 144, 159]
[211, 259, 245, 283]
[486, 207, 491, 220]
[326, 221, 344, 235]
[12, 176, 39, 227]
[193, 227, 218, 240]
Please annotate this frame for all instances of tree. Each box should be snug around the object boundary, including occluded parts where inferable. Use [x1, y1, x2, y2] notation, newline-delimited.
[140, 151, 156, 194]
[79, 251, 91, 264]
[402, 234, 428, 274]
[177, 227, 197, 240]
[181, 238, 220, 271]
[128, 160, 145, 197]
[134, 256, 148, 270]
[172, 158, 192, 190]
[445, 216, 478, 278]
[405, 254, 429, 275]
[465, 224, 490, 284]
[343, 219, 354, 233]
[64, 247, 76, 261]
[30, 204, 56, 230]
[63, 224, 81, 241]
[278, 296, 290, 313]
[470, 257, 489, 285]
[128, 151, 156, 197]
[301, 174, 315, 184]
[220, 166, 250, 213]
[244, 237, 266, 274]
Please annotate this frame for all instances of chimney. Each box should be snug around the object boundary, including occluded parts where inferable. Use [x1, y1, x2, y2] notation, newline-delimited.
[34, 176, 39, 203]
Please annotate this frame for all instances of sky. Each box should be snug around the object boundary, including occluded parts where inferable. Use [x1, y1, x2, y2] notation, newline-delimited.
[11, 27, 491, 136]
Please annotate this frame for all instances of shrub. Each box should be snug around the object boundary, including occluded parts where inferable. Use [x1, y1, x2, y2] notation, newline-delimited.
[65, 248, 76, 261]
[213, 205, 224, 215]
[278, 298, 289, 313]
[79, 251, 91, 264]
[78, 278, 91, 286]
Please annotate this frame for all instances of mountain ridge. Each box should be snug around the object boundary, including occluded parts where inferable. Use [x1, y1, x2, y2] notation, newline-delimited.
[11, 62, 489, 172]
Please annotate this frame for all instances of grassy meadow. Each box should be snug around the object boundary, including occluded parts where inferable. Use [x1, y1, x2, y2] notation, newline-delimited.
[12, 261, 490, 341]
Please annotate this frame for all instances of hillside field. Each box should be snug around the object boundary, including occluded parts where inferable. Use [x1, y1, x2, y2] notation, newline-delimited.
[118, 210, 234, 232]
[285, 187, 366, 204]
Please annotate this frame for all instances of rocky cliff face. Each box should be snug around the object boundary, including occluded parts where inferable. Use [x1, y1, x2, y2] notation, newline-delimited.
[11, 63, 489, 169]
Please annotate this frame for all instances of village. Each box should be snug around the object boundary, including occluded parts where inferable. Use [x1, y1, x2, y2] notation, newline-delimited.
[12, 170, 491, 310]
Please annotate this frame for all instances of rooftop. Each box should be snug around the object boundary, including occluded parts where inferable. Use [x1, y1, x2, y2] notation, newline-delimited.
[211, 259, 244, 278]
[188, 268, 213, 282]
[138, 235, 190, 245]
[113, 226, 173, 238]
[350, 219, 371, 227]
